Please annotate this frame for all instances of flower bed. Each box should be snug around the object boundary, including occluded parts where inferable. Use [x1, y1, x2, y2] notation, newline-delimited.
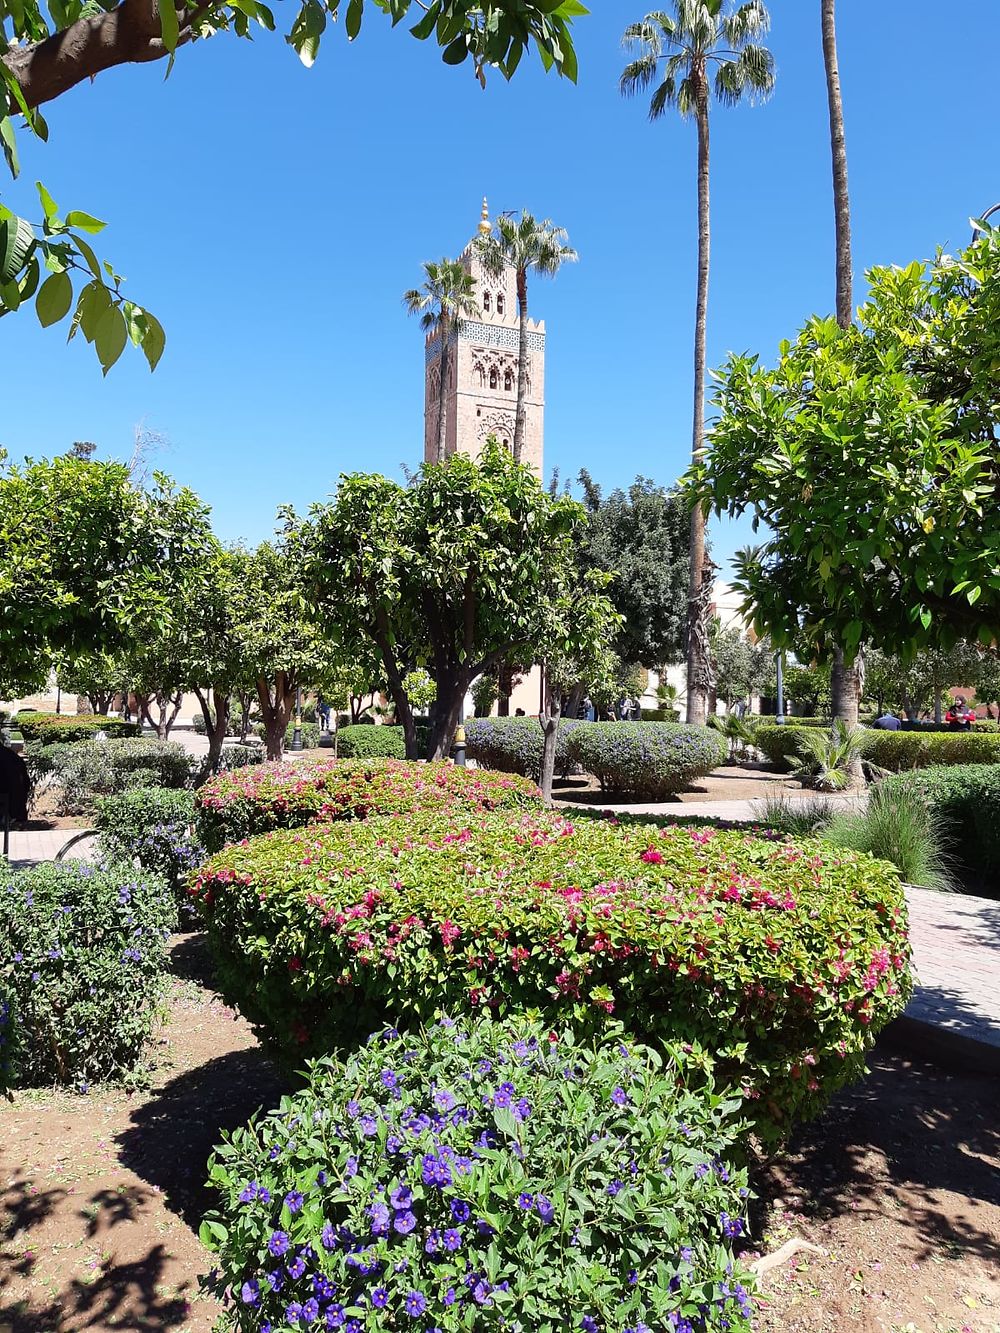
[0, 862, 173, 1090]
[15, 712, 141, 744]
[201, 1017, 756, 1333]
[193, 810, 911, 1143]
[567, 722, 725, 798]
[195, 758, 543, 852]
[877, 764, 1000, 878]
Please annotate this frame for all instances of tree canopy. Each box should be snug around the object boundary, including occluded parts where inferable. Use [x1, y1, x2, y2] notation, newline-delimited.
[576, 470, 688, 672]
[692, 228, 1000, 662]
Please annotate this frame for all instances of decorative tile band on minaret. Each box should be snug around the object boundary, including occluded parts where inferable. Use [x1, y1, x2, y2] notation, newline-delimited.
[422, 198, 545, 476]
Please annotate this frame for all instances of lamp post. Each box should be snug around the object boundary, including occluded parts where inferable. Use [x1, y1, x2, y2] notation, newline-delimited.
[453, 722, 467, 767]
[290, 685, 304, 752]
[972, 203, 1000, 240]
[775, 649, 785, 725]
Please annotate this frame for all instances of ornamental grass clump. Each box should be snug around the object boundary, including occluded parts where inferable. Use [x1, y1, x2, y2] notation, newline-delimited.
[201, 1017, 757, 1333]
[566, 724, 725, 799]
[0, 861, 173, 1090]
[193, 810, 911, 1145]
[195, 759, 543, 852]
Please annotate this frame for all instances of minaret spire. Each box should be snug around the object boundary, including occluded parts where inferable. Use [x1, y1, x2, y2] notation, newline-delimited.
[477, 196, 491, 236]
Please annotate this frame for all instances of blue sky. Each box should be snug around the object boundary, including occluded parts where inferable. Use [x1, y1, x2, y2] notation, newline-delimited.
[2, 1, 997, 571]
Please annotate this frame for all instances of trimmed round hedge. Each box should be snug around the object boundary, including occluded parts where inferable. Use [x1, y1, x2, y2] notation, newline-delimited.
[16, 711, 141, 744]
[0, 861, 173, 1090]
[567, 723, 725, 799]
[464, 715, 579, 779]
[195, 758, 543, 852]
[193, 810, 911, 1145]
[878, 764, 1000, 878]
[201, 1017, 756, 1333]
[336, 725, 406, 760]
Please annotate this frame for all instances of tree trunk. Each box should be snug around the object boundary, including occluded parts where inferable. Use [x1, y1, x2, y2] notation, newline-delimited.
[685, 78, 713, 728]
[257, 672, 296, 762]
[437, 314, 450, 463]
[538, 667, 561, 807]
[512, 269, 530, 464]
[497, 661, 512, 717]
[822, 0, 853, 331]
[427, 671, 468, 761]
[194, 687, 231, 778]
[137, 690, 182, 740]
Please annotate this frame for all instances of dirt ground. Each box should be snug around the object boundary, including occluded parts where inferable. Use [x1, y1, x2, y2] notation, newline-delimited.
[3, 936, 998, 1333]
[554, 762, 801, 805]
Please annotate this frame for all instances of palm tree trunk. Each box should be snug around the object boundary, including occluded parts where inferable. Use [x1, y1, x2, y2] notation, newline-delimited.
[685, 78, 712, 728]
[822, 0, 852, 331]
[437, 315, 450, 463]
[822, 0, 862, 731]
[513, 269, 530, 464]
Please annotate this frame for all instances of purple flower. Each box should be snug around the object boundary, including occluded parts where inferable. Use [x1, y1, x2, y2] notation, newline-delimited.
[302, 1298, 320, 1323]
[535, 1195, 555, 1225]
[404, 1290, 427, 1318]
[450, 1199, 470, 1222]
[473, 1280, 491, 1305]
[720, 1212, 744, 1238]
[425, 1230, 441, 1253]
[268, 1230, 290, 1256]
[611, 1087, 628, 1106]
[435, 1089, 455, 1111]
[241, 1280, 261, 1306]
[346, 1099, 361, 1117]
[443, 1288, 457, 1306]
[321, 1222, 338, 1250]
[238, 1181, 258, 1203]
[607, 1180, 623, 1197]
[286, 1303, 303, 1324]
[581, 1318, 599, 1333]
[393, 1210, 417, 1235]
[475, 1219, 495, 1236]
[513, 1098, 532, 1121]
[390, 1184, 413, 1210]
[517, 1192, 534, 1210]
[267, 1269, 285, 1292]
[369, 1201, 391, 1235]
[443, 1228, 462, 1252]
[381, 1069, 398, 1089]
[287, 1254, 307, 1280]
[680, 1246, 694, 1263]
[371, 1287, 389, 1308]
[324, 1303, 344, 1327]
[258, 1187, 272, 1203]
[360, 1115, 378, 1136]
[285, 1190, 305, 1213]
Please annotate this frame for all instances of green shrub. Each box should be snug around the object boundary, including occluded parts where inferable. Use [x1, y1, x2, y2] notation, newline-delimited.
[193, 809, 911, 1144]
[195, 758, 543, 853]
[464, 715, 578, 779]
[254, 721, 324, 749]
[821, 785, 955, 891]
[0, 862, 173, 1089]
[336, 725, 406, 760]
[49, 737, 194, 814]
[754, 724, 1000, 774]
[877, 764, 1000, 878]
[15, 712, 141, 744]
[566, 722, 725, 799]
[751, 724, 811, 770]
[639, 707, 679, 721]
[95, 787, 205, 911]
[201, 1017, 756, 1333]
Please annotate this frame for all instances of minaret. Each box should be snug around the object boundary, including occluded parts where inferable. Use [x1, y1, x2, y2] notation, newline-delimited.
[422, 198, 546, 475]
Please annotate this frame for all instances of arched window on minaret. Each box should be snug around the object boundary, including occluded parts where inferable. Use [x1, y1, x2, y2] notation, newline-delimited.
[489, 367, 499, 390]
[496, 292, 505, 316]
[504, 369, 513, 392]
[483, 292, 491, 314]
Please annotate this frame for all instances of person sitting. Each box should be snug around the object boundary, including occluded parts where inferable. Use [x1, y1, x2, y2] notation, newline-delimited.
[945, 699, 975, 730]
[873, 710, 902, 731]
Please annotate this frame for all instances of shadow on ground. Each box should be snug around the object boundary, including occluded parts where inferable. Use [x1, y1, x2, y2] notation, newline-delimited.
[116, 1046, 289, 1227]
[752, 1035, 1000, 1265]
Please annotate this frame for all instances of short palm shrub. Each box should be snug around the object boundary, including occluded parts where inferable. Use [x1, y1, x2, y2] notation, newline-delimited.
[0, 862, 173, 1089]
[464, 715, 578, 779]
[708, 713, 756, 763]
[49, 737, 194, 814]
[877, 764, 1000, 878]
[201, 1017, 756, 1333]
[790, 721, 875, 791]
[567, 723, 725, 799]
[95, 787, 205, 910]
[192, 810, 911, 1144]
[821, 785, 955, 891]
[336, 725, 406, 760]
[195, 759, 543, 852]
[15, 712, 141, 744]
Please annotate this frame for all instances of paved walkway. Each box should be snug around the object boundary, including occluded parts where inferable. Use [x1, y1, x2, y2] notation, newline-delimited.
[561, 794, 863, 821]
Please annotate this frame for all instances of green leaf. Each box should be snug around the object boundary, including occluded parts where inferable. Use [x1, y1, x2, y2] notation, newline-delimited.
[35, 269, 73, 327]
[158, 0, 180, 52]
[65, 210, 106, 234]
[94, 302, 127, 374]
[36, 180, 59, 222]
[442, 34, 468, 64]
[345, 0, 362, 39]
[0, 212, 35, 283]
[0, 116, 19, 178]
[140, 309, 166, 370]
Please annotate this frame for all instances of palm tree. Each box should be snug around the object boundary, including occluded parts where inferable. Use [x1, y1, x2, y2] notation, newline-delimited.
[820, 0, 860, 730]
[476, 211, 577, 464]
[621, 2, 774, 727]
[403, 259, 479, 464]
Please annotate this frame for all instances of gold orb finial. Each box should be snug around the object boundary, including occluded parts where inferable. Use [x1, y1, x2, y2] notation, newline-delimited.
[477, 196, 491, 236]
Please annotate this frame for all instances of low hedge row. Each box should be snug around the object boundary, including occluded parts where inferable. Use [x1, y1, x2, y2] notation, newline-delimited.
[195, 758, 543, 852]
[45, 738, 194, 814]
[0, 862, 173, 1089]
[877, 764, 1000, 877]
[201, 1018, 756, 1333]
[16, 712, 141, 744]
[754, 724, 1000, 773]
[193, 809, 911, 1145]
